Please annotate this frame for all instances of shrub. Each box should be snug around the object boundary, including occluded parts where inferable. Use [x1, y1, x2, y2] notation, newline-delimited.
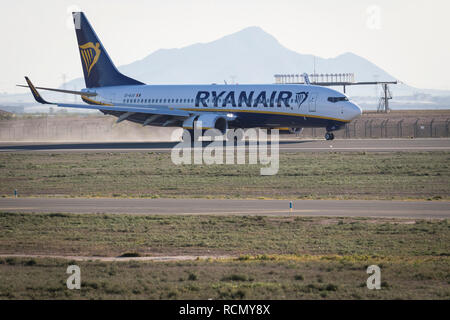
[325, 284, 338, 291]
[119, 252, 141, 258]
[188, 273, 198, 281]
[24, 259, 37, 266]
[221, 274, 253, 282]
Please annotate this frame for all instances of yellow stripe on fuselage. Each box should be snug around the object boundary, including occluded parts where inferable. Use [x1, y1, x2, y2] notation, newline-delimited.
[81, 95, 113, 106]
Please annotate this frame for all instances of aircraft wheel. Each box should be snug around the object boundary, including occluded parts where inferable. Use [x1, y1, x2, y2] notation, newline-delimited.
[325, 132, 335, 141]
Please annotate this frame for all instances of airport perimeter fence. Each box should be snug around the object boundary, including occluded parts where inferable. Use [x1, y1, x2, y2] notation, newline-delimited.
[0, 117, 174, 142]
[0, 117, 449, 141]
[0, 117, 113, 141]
[298, 118, 450, 139]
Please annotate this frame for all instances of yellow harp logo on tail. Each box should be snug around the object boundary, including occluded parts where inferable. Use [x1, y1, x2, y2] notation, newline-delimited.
[79, 42, 101, 77]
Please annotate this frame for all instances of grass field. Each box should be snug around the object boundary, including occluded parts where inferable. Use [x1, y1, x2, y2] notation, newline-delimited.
[1, 150, 449, 299]
[0, 151, 449, 200]
[0, 212, 449, 299]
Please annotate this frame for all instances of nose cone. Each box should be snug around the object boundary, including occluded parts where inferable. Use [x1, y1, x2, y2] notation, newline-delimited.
[349, 102, 362, 119]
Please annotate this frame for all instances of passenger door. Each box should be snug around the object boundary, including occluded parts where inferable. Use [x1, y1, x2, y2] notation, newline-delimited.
[308, 93, 317, 112]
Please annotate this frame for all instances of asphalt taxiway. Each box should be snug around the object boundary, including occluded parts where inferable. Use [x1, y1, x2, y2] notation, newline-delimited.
[1, 198, 448, 218]
[0, 138, 449, 153]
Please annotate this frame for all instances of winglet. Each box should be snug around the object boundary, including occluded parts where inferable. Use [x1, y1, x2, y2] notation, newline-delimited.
[24, 76, 51, 104]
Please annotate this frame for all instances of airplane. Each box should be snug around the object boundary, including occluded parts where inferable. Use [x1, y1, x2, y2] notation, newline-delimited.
[20, 12, 362, 141]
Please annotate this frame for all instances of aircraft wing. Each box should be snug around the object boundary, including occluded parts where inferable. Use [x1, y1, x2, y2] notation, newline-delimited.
[57, 102, 191, 117]
[21, 76, 191, 118]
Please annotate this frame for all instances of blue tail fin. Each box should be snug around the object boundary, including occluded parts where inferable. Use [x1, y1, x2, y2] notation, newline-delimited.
[73, 12, 144, 88]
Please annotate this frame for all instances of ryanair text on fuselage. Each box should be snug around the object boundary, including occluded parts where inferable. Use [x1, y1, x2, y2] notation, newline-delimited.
[194, 90, 309, 108]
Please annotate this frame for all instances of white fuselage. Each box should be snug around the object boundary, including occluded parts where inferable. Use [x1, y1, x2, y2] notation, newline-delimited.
[82, 84, 362, 129]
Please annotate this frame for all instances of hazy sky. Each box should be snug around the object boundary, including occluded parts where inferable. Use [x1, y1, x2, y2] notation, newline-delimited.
[3, 0, 450, 94]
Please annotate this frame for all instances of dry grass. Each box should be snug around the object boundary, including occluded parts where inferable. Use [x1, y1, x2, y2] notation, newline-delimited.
[0, 152, 448, 200]
[0, 212, 449, 299]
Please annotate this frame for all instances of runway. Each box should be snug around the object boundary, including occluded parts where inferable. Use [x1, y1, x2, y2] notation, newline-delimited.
[0, 138, 449, 153]
[1, 198, 448, 218]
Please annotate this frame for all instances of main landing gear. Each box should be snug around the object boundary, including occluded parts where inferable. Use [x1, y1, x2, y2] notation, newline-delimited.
[325, 132, 335, 141]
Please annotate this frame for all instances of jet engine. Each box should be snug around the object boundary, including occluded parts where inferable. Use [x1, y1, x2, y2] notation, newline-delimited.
[183, 114, 228, 134]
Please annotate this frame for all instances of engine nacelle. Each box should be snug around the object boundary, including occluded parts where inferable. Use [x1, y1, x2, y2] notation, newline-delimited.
[288, 127, 303, 134]
[183, 114, 228, 134]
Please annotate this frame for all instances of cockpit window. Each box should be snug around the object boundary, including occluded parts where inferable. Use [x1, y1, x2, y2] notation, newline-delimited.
[328, 97, 348, 103]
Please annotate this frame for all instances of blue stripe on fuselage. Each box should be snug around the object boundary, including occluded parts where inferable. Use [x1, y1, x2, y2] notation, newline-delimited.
[227, 111, 345, 129]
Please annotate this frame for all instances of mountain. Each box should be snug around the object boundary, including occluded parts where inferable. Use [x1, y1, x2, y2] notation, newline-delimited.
[65, 26, 447, 98]
[66, 27, 397, 92]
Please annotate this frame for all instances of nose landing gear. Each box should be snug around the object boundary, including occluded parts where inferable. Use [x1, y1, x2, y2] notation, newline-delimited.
[325, 132, 335, 140]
